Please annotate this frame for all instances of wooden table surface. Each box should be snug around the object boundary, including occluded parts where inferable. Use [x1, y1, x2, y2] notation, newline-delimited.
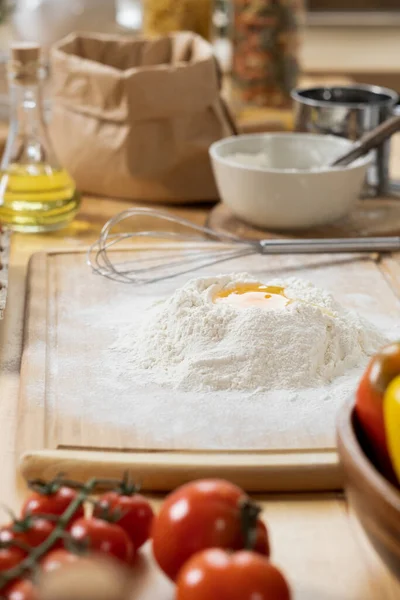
[0, 136, 400, 598]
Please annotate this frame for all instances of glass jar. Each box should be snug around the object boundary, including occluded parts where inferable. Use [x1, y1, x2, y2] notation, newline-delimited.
[232, 0, 304, 109]
[143, 0, 213, 40]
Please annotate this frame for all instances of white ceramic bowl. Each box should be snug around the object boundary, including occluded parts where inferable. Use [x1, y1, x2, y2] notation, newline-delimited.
[209, 133, 371, 230]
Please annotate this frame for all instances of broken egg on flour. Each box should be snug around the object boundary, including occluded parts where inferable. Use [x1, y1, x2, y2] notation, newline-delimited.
[126, 273, 388, 392]
[213, 281, 335, 317]
[213, 283, 291, 311]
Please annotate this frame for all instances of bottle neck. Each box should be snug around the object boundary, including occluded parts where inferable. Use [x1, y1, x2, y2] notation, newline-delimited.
[10, 80, 44, 149]
[1, 71, 55, 170]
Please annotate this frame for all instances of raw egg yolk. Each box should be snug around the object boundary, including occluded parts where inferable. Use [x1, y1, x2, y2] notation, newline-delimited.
[213, 283, 291, 311]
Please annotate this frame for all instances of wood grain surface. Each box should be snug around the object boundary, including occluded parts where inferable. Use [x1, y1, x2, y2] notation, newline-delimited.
[0, 195, 398, 598]
[1, 80, 400, 598]
[17, 243, 400, 492]
[208, 198, 400, 240]
[337, 399, 400, 582]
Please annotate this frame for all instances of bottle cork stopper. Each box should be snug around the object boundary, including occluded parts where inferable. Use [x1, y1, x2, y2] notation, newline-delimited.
[11, 42, 41, 65]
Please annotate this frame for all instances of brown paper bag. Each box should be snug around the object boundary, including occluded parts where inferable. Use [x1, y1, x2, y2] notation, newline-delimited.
[49, 31, 236, 202]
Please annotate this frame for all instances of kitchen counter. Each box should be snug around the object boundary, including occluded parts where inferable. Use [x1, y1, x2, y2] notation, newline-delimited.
[0, 137, 400, 599]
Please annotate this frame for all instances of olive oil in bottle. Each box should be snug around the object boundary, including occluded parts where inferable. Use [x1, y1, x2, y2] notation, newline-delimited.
[0, 43, 80, 232]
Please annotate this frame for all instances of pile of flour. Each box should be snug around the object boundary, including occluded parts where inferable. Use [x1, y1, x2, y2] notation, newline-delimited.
[116, 274, 387, 393]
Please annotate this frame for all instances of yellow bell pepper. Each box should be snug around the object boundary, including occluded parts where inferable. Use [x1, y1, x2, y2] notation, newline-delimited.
[383, 374, 400, 484]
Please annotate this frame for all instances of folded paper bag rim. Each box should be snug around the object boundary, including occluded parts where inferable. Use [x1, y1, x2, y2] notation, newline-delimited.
[51, 31, 220, 122]
[49, 31, 236, 202]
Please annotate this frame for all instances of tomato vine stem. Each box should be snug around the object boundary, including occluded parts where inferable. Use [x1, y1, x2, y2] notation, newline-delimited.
[0, 476, 127, 590]
[239, 498, 262, 551]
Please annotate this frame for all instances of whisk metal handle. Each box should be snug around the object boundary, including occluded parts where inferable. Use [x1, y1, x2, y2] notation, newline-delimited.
[259, 236, 400, 254]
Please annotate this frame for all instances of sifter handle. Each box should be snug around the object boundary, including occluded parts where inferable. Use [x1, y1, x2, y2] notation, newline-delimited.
[331, 115, 400, 167]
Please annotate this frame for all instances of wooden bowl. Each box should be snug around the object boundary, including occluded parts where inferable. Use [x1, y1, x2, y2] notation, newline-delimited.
[337, 398, 400, 581]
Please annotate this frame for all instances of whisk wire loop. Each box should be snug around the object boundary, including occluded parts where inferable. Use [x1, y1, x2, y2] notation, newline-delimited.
[87, 208, 259, 284]
[87, 207, 400, 284]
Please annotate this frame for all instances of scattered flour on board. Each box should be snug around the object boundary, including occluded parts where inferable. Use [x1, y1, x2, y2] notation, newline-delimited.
[42, 262, 400, 451]
[114, 274, 389, 393]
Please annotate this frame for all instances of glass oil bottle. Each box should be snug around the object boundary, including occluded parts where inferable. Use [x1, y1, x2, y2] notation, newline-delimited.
[0, 43, 80, 232]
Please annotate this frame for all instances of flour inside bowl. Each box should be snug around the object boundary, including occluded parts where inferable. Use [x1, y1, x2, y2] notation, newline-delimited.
[116, 274, 387, 392]
[226, 151, 326, 172]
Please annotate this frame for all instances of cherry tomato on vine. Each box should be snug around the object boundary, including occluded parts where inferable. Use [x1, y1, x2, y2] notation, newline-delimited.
[69, 518, 135, 564]
[94, 490, 154, 550]
[151, 479, 269, 581]
[4, 579, 38, 600]
[40, 548, 81, 573]
[0, 517, 56, 551]
[176, 549, 291, 600]
[356, 341, 400, 476]
[21, 483, 84, 525]
[0, 543, 26, 574]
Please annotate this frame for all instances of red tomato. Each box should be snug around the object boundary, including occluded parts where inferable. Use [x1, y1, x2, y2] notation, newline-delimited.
[69, 518, 134, 564]
[176, 549, 291, 600]
[40, 548, 81, 573]
[21, 486, 84, 524]
[0, 518, 56, 551]
[4, 579, 38, 600]
[0, 544, 26, 573]
[151, 479, 269, 581]
[94, 491, 154, 550]
[356, 342, 400, 475]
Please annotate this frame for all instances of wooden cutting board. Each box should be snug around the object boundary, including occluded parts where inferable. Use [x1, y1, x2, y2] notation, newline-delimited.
[18, 245, 400, 492]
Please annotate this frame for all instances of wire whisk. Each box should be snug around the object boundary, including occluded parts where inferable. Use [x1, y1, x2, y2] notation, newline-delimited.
[87, 207, 400, 284]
